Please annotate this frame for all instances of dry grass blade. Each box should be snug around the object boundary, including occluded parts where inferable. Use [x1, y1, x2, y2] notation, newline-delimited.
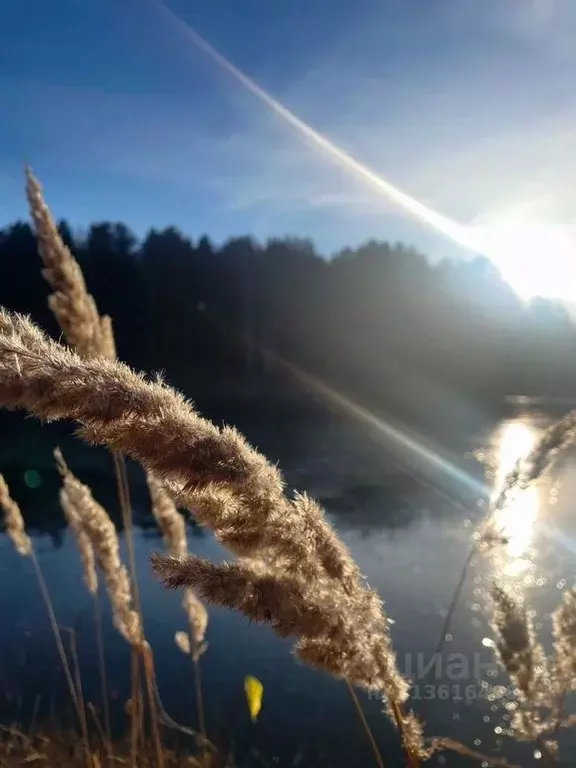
[0, 726, 207, 767]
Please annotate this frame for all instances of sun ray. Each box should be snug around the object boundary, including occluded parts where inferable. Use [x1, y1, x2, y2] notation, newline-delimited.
[150, 0, 478, 252]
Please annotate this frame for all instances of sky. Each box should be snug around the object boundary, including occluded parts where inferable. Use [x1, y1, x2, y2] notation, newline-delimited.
[1, 0, 575, 259]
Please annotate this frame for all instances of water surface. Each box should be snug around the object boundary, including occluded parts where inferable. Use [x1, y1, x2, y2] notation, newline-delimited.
[1, 402, 575, 766]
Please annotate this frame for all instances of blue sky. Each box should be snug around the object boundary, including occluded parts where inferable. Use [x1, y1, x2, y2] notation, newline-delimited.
[1, 0, 575, 258]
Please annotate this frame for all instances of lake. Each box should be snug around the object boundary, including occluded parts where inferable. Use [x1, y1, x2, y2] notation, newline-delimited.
[1, 396, 576, 767]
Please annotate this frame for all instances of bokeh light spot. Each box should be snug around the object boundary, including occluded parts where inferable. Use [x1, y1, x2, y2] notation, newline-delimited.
[23, 469, 42, 489]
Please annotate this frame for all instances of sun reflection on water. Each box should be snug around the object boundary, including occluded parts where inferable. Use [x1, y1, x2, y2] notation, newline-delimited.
[491, 419, 541, 577]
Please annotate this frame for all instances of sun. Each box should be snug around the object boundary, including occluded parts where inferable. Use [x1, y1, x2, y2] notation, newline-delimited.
[470, 215, 576, 302]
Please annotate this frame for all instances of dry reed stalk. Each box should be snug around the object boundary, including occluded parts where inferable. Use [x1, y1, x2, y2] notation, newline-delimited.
[0, 312, 425, 762]
[54, 450, 98, 595]
[93, 595, 112, 756]
[425, 409, 576, 725]
[54, 451, 164, 768]
[485, 412, 576, 539]
[552, 587, 576, 687]
[55, 451, 143, 648]
[0, 726, 206, 767]
[0, 474, 31, 556]
[55, 443, 114, 753]
[63, 627, 89, 753]
[345, 681, 386, 768]
[490, 586, 556, 764]
[25, 167, 113, 361]
[111, 452, 145, 768]
[490, 585, 549, 707]
[550, 586, 576, 736]
[0, 473, 90, 760]
[424, 408, 576, 766]
[55, 446, 110, 750]
[147, 474, 208, 737]
[128, 644, 142, 768]
[146, 478, 209, 657]
[25, 167, 149, 763]
[112, 451, 142, 615]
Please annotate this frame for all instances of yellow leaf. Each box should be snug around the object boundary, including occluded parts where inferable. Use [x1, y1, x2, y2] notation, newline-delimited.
[244, 675, 263, 723]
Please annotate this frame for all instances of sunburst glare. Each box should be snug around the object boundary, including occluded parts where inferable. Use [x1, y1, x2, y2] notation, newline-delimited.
[471, 215, 576, 301]
[491, 420, 541, 576]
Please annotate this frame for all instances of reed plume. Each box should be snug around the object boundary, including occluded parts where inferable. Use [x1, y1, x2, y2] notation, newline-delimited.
[147, 473, 189, 559]
[0, 471, 89, 747]
[0, 311, 363, 586]
[147, 474, 209, 740]
[490, 585, 548, 709]
[147, 474, 208, 660]
[151, 554, 336, 639]
[55, 450, 144, 648]
[489, 412, 576, 525]
[489, 585, 558, 765]
[0, 311, 425, 759]
[552, 587, 576, 689]
[53, 448, 98, 595]
[0, 473, 32, 556]
[25, 166, 113, 361]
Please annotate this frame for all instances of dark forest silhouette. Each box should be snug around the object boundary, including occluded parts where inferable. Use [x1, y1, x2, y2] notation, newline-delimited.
[2, 219, 576, 431]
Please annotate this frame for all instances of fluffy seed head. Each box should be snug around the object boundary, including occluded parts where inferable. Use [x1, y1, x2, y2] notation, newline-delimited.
[0, 474, 32, 556]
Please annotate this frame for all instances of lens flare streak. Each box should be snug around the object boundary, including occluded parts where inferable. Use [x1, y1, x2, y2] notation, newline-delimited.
[152, 0, 478, 251]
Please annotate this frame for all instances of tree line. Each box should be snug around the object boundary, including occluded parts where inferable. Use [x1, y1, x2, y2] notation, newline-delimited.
[2, 219, 575, 429]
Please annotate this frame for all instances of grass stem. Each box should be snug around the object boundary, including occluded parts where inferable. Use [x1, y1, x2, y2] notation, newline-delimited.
[345, 680, 386, 768]
[30, 550, 90, 765]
